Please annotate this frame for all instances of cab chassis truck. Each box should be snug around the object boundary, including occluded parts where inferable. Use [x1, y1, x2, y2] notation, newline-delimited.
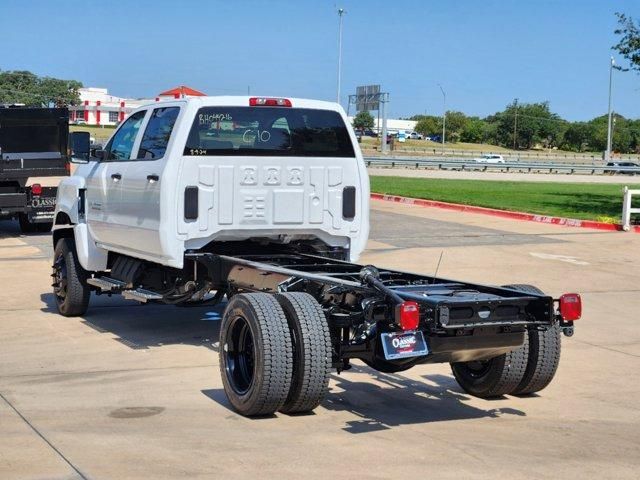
[51, 96, 581, 416]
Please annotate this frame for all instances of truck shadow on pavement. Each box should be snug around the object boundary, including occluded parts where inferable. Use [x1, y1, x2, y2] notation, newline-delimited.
[203, 364, 525, 429]
[321, 365, 526, 433]
[40, 292, 223, 351]
[40, 292, 526, 429]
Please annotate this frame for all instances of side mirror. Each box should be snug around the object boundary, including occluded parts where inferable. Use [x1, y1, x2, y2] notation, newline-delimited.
[69, 131, 91, 164]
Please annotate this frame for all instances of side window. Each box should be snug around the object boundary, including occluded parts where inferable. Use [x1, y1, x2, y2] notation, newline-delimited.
[136, 107, 180, 160]
[104, 110, 146, 161]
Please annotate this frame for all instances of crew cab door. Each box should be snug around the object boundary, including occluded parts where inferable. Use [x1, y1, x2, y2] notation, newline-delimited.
[116, 106, 180, 257]
[85, 110, 146, 247]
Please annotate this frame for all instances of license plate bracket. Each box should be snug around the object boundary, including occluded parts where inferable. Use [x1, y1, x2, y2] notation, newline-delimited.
[381, 331, 429, 360]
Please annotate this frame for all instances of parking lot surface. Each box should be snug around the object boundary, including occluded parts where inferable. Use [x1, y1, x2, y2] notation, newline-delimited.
[1, 200, 639, 479]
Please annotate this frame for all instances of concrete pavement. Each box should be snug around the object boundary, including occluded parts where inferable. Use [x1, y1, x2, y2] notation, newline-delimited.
[0, 201, 639, 479]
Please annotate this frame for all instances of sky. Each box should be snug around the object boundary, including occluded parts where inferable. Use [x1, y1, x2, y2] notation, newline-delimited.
[1, 0, 639, 121]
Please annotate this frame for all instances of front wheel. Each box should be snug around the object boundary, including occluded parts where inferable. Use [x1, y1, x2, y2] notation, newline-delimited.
[52, 238, 90, 316]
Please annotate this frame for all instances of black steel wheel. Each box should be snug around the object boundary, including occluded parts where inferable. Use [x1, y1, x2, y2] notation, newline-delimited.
[450, 338, 530, 398]
[52, 238, 90, 317]
[502, 284, 562, 395]
[219, 293, 292, 416]
[275, 293, 332, 414]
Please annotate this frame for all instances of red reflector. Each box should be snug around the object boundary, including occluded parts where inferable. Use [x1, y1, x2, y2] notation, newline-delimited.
[65, 162, 71, 174]
[559, 293, 581, 321]
[31, 184, 42, 196]
[396, 301, 420, 331]
[249, 97, 292, 107]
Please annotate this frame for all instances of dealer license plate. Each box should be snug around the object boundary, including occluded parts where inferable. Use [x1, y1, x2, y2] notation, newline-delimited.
[380, 331, 429, 360]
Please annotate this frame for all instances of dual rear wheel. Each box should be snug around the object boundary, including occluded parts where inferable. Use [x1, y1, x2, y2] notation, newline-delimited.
[451, 284, 562, 398]
[219, 292, 332, 416]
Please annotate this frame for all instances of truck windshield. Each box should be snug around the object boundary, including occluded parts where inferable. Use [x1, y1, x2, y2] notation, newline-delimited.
[184, 107, 355, 157]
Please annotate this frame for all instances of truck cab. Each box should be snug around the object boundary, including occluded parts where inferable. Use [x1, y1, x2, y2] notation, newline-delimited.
[55, 96, 369, 271]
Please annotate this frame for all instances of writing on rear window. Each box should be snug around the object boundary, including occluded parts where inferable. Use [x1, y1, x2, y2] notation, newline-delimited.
[184, 107, 355, 157]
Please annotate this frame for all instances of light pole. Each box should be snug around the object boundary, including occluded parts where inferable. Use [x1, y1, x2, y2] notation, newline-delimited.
[606, 56, 615, 161]
[336, 8, 345, 105]
[438, 84, 446, 152]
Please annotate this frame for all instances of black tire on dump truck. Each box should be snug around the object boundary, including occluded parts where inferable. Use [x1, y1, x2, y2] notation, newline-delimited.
[219, 293, 293, 416]
[52, 238, 90, 317]
[18, 213, 37, 233]
[502, 284, 562, 395]
[275, 293, 332, 414]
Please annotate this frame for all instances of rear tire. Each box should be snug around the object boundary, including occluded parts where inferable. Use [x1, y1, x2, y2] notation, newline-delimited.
[450, 339, 530, 398]
[502, 284, 562, 395]
[36, 222, 53, 233]
[18, 213, 36, 233]
[275, 293, 332, 414]
[219, 293, 293, 416]
[52, 238, 90, 317]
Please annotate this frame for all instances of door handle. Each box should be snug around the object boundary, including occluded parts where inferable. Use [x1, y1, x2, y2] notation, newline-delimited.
[147, 174, 159, 182]
[111, 173, 122, 181]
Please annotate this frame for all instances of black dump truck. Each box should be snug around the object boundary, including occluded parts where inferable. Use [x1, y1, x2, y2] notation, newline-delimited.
[0, 107, 87, 233]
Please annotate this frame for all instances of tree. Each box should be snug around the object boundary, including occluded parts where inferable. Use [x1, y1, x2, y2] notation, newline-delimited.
[352, 110, 374, 130]
[492, 100, 564, 149]
[414, 116, 440, 136]
[0, 70, 82, 106]
[443, 111, 468, 142]
[613, 12, 640, 73]
[561, 122, 595, 152]
[460, 117, 490, 143]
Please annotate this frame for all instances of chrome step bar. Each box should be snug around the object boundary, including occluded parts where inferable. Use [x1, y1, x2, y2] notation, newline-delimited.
[87, 276, 128, 291]
[122, 289, 163, 303]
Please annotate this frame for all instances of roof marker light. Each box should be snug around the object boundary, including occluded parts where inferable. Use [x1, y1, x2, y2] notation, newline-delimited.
[249, 97, 292, 107]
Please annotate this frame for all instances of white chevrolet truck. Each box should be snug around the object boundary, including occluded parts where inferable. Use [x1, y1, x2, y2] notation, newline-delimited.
[52, 96, 581, 416]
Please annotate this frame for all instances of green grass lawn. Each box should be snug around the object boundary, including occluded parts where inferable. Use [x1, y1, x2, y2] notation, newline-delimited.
[370, 176, 630, 222]
[70, 124, 115, 142]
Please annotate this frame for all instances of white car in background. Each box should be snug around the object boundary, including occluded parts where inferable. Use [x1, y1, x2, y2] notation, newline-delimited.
[474, 154, 505, 164]
[407, 131, 423, 140]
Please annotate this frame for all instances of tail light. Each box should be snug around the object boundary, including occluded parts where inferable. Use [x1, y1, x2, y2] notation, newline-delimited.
[65, 161, 71, 174]
[396, 301, 420, 331]
[249, 97, 292, 107]
[559, 293, 581, 321]
[31, 183, 42, 196]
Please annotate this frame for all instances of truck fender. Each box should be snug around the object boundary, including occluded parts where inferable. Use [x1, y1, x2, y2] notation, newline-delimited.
[53, 176, 86, 225]
[72, 223, 108, 272]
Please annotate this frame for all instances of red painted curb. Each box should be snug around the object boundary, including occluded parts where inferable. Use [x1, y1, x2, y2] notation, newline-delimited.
[370, 193, 640, 233]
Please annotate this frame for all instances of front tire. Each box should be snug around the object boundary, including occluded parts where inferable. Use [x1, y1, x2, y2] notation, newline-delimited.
[52, 238, 90, 316]
[219, 293, 293, 416]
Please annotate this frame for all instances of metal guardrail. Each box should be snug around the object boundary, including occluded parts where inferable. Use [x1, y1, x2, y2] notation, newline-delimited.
[364, 156, 640, 176]
[361, 145, 640, 163]
[622, 187, 640, 231]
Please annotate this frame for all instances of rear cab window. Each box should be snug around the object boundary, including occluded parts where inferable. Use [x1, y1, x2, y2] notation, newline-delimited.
[183, 107, 355, 157]
[137, 107, 180, 160]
